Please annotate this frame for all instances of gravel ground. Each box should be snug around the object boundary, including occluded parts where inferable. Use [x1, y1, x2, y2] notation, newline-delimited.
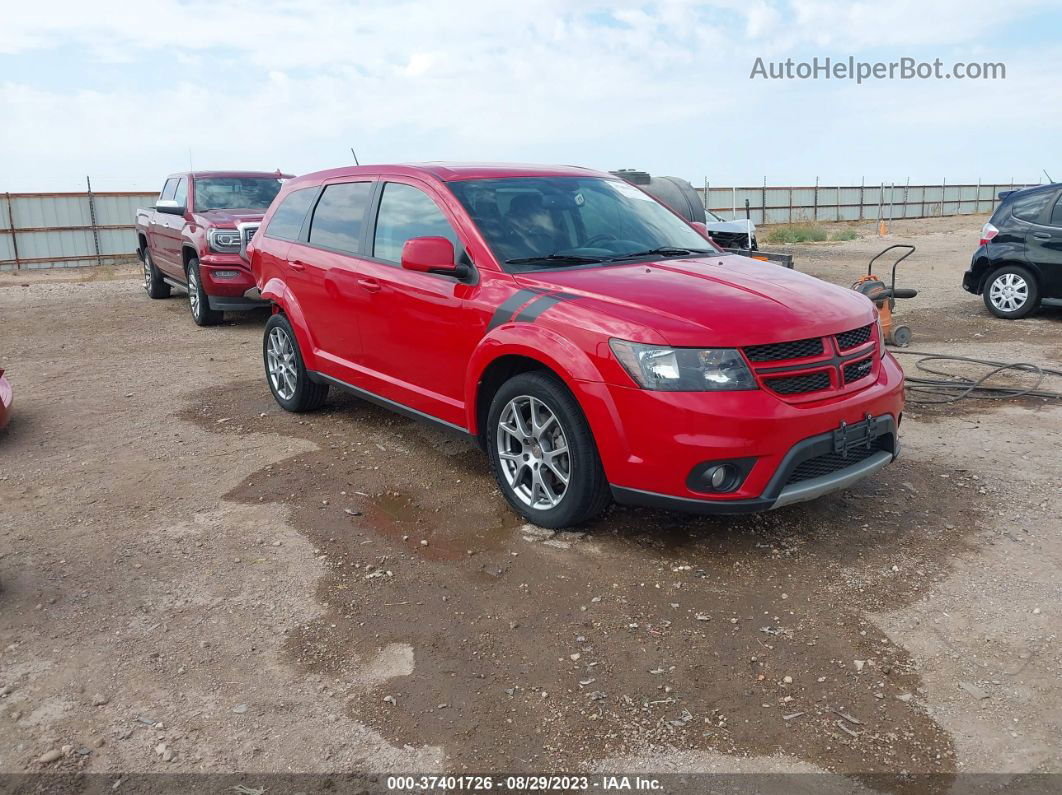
[0, 214, 1059, 787]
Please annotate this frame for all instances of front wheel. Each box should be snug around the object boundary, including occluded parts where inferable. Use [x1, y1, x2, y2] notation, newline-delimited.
[186, 258, 224, 326]
[984, 265, 1039, 319]
[263, 313, 329, 412]
[486, 372, 610, 528]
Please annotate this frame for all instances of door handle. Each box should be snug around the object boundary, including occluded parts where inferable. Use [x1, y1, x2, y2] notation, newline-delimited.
[1032, 232, 1052, 239]
[357, 278, 381, 292]
[289, 259, 307, 271]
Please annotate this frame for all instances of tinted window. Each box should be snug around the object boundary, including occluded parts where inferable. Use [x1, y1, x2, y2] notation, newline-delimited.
[1010, 190, 1052, 222]
[1050, 195, 1062, 227]
[373, 183, 459, 263]
[308, 182, 374, 254]
[265, 188, 317, 241]
[160, 178, 177, 201]
[448, 176, 714, 269]
[194, 177, 283, 211]
[173, 178, 188, 207]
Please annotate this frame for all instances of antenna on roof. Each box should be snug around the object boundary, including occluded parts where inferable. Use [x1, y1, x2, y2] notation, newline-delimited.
[350, 147, 360, 166]
[1044, 168, 1054, 183]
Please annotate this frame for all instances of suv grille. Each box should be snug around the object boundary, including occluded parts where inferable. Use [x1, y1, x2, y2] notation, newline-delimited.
[764, 371, 830, 395]
[744, 337, 824, 362]
[836, 324, 872, 350]
[786, 437, 890, 485]
[843, 355, 874, 384]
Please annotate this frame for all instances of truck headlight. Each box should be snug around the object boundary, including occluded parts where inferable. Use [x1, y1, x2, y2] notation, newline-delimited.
[609, 339, 758, 391]
[209, 229, 242, 252]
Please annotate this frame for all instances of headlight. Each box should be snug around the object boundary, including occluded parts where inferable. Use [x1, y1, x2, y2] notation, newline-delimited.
[609, 339, 757, 391]
[875, 316, 886, 358]
[209, 229, 242, 252]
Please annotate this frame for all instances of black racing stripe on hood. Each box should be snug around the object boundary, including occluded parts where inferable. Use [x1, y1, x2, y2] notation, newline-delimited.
[511, 292, 580, 324]
[486, 288, 548, 331]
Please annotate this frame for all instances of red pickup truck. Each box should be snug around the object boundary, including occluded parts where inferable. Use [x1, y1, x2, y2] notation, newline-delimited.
[135, 171, 290, 325]
[247, 163, 904, 527]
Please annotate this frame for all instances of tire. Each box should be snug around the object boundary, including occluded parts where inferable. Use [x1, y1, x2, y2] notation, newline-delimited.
[263, 313, 329, 412]
[142, 250, 171, 299]
[983, 265, 1039, 319]
[186, 258, 224, 327]
[486, 371, 611, 528]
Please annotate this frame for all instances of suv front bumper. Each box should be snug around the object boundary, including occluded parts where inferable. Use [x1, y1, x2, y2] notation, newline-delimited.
[576, 352, 905, 514]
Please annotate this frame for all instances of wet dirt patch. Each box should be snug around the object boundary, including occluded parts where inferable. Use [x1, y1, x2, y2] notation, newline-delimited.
[180, 380, 992, 787]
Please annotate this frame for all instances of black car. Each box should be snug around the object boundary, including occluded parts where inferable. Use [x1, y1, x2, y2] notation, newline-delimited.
[963, 183, 1062, 318]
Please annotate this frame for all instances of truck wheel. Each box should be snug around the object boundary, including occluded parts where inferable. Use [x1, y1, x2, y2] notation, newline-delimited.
[143, 250, 171, 299]
[487, 371, 611, 528]
[984, 265, 1039, 319]
[263, 313, 329, 412]
[186, 259, 224, 326]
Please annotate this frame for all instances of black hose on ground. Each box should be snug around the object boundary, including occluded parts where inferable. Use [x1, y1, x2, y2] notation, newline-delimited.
[892, 350, 1062, 404]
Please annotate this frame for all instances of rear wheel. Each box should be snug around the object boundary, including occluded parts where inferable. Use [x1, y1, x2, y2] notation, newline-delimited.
[186, 258, 224, 326]
[263, 313, 329, 412]
[984, 265, 1039, 319]
[486, 372, 610, 528]
[142, 250, 170, 299]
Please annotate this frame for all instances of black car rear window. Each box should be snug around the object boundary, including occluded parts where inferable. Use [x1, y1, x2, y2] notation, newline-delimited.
[1009, 190, 1052, 222]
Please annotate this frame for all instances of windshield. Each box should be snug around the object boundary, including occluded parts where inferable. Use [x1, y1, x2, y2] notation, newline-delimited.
[705, 209, 726, 223]
[447, 176, 720, 270]
[193, 177, 283, 211]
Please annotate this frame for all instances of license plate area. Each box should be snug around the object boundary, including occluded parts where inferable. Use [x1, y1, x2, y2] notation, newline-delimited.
[832, 413, 878, 456]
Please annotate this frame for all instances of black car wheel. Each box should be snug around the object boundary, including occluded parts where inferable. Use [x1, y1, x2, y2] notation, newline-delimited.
[984, 265, 1039, 319]
[487, 371, 610, 528]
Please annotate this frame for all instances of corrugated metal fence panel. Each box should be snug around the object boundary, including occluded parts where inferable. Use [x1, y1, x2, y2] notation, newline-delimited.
[696, 183, 1034, 229]
[1, 192, 155, 270]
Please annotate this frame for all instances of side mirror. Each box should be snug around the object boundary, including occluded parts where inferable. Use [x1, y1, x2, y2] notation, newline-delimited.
[156, 199, 185, 215]
[401, 236, 460, 275]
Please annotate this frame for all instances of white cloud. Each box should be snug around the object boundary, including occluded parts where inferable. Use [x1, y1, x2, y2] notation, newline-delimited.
[0, 0, 1057, 190]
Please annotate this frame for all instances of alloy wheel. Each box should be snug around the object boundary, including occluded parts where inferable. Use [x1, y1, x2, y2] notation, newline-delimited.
[266, 326, 298, 400]
[989, 272, 1028, 313]
[188, 268, 201, 320]
[496, 395, 571, 510]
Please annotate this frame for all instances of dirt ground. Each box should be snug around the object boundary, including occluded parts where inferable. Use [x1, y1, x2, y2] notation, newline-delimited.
[0, 214, 1059, 789]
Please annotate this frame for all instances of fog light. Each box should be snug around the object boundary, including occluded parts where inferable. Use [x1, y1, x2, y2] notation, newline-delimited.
[708, 466, 729, 489]
[212, 270, 240, 279]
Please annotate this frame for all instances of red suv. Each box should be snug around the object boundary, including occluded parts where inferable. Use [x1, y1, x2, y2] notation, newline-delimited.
[246, 164, 904, 527]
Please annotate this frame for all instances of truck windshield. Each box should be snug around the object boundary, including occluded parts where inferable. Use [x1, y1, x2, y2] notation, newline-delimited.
[447, 176, 720, 270]
[194, 178, 283, 211]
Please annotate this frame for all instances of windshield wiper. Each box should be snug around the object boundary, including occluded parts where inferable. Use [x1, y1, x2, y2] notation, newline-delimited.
[604, 246, 716, 261]
[505, 254, 605, 265]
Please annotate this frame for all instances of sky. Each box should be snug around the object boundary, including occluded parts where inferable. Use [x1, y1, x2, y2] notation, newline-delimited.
[0, 0, 1059, 192]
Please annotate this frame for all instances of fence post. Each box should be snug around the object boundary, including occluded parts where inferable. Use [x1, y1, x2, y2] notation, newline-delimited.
[813, 176, 819, 222]
[859, 176, 864, 221]
[86, 176, 103, 267]
[5, 192, 21, 270]
[788, 186, 793, 224]
[902, 177, 909, 220]
[761, 176, 767, 226]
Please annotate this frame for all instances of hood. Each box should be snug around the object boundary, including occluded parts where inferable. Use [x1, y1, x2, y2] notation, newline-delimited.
[706, 219, 756, 235]
[194, 208, 266, 227]
[513, 254, 876, 348]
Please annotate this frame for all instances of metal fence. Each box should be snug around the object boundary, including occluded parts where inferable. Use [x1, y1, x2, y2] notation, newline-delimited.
[696, 180, 1032, 225]
[0, 178, 1037, 270]
[1, 183, 155, 270]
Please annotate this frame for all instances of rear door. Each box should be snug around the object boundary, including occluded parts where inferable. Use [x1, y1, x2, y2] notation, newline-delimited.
[351, 178, 483, 427]
[149, 177, 181, 274]
[1025, 189, 1062, 299]
[155, 176, 189, 278]
[286, 178, 377, 384]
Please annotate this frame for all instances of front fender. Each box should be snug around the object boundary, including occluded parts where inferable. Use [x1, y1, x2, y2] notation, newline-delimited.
[260, 277, 319, 372]
[464, 323, 622, 441]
